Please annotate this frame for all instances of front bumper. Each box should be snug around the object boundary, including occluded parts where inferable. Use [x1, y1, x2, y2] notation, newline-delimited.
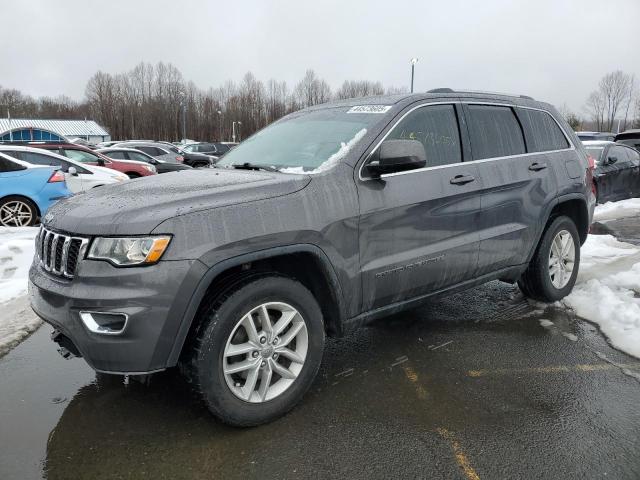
[29, 256, 204, 374]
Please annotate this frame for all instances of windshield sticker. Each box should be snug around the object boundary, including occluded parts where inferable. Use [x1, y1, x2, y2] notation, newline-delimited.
[347, 105, 392, 114]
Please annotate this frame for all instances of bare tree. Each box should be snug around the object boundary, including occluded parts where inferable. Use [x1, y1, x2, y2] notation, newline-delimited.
[585, 91, 605, 131]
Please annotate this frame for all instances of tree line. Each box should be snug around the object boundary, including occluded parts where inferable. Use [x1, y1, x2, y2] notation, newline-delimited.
[564, 70, 640, 132]
[1, 62, 407, 142]
[3, 64, 639, 140]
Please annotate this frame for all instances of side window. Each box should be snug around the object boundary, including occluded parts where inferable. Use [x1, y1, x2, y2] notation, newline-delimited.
[608, 146, 629, 164]
[61, 149, 100, 163]
[105, 151, 127, 160]
[128, 152, 150, 163]
[0, 157, 26, 172]
[466, 105, 526, 160]
[18, 151, 61, 167]
[519, 109, 569, 152]
[624, 146, 640, 164]
[137, 146, 158, 156]
[386, 104, 462, 167]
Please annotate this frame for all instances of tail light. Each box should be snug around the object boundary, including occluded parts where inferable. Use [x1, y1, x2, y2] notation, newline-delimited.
[586, 154, 597, 198]
[176, 156, 184, 163]
[48, 171, 65, 183]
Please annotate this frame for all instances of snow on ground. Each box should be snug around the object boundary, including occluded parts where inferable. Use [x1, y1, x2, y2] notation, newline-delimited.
[563, 234, 640, 359]
[593, 198, 640, 222]
[0, 227, 41, 355]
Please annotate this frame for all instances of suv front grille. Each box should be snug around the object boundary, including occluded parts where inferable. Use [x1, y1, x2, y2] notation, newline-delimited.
[36, 226, 89, 279]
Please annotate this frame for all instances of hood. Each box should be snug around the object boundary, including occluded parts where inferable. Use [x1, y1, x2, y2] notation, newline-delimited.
[44, 168, 310, 235]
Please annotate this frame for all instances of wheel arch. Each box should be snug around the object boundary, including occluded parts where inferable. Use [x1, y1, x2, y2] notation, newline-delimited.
[165, 244, 347, 367]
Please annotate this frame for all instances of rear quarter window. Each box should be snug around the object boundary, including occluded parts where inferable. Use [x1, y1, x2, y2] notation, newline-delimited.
[466, 105, 526, 160]
[518, 108, 569, 152]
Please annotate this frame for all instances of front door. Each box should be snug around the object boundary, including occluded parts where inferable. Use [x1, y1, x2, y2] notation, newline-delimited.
[357, 103, 483, 312]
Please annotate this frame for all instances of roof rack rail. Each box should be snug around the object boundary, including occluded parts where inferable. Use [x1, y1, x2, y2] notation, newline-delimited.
[426, 88, 535, 100]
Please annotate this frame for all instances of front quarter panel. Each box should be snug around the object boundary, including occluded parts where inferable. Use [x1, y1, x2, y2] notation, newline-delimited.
[153, 164, 361, 317]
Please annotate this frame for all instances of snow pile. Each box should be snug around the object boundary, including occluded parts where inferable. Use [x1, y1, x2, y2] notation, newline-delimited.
[0, 227, 38, 303]
[563, 234, 640, 359]
[0, 227, 40, 355]
[281, 128, 367, 174]
[593, 198, 640, 222]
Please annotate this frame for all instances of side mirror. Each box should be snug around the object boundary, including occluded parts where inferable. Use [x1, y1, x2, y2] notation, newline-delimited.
[97, 158, 105, 166]
[365, 139, 427, 177]
[68, 166, 78, 176]
[607, 156, 618, 165]
[149, 159, 158, 165]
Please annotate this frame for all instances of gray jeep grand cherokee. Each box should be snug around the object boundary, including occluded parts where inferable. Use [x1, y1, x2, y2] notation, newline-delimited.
[29, 90, 595, 426]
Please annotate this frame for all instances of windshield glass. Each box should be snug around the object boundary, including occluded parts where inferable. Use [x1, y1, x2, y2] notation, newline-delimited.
[585, 147, 604, 163]
[217, 107, 388, 173]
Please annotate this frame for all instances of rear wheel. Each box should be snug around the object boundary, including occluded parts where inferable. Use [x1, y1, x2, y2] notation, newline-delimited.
[183, 276, 325, 427]
[0, 196, 38, 227]
[518, 215, 580, 302]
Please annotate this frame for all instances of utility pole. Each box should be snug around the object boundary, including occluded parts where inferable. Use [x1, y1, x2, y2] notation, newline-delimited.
[217, 110, 223, 141]
[232, 121, 237, 143]
[410, 58, 418, 94]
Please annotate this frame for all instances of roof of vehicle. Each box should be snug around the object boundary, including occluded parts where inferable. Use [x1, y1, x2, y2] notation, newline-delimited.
[615, 129, 640, 139]
[302, 90, 552, 115]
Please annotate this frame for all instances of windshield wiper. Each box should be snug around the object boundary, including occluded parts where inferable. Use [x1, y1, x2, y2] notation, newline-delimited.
[230, 162, 278, 172]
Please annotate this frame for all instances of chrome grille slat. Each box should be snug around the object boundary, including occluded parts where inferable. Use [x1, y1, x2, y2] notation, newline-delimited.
[37, 227, 88, 279]
[50, 234, 60, 274]
[61, 237, 71, 277]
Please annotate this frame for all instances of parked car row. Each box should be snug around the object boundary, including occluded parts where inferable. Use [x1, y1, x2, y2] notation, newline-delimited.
[0, 135, 232, 226]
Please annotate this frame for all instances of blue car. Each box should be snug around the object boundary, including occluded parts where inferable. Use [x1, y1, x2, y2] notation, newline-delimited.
[0, 152, 72, 227]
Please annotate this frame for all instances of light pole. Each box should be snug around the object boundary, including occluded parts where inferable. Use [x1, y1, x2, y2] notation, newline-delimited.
[217, 110, 223, 141]
[410, 58, 418, 93]
[237, 121, 242, 142]
[179, 91, 186, 142]
[232, 121, 237, 143]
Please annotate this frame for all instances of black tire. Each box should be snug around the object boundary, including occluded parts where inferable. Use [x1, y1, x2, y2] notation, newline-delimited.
[182, 276, 325, 427]
[518, 215, 581, 302]
[126, 172, 141, 179]
[0, 195, 39, 227]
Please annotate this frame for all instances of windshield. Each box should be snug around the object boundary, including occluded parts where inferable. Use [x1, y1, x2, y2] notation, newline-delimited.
[585, 147, 604, 163]
[217, 107, 388, 173]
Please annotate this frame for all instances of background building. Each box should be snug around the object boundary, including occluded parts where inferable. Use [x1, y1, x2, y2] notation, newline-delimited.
[0, 118, 110, 143]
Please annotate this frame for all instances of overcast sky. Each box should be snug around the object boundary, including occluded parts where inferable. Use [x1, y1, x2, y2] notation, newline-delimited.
[2, 0, 639, 113]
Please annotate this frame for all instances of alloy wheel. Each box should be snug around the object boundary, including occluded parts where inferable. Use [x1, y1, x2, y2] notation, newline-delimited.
[548, 229, 575, 289]
[0, 200, 33, 227]
[223, 302, 308, 403]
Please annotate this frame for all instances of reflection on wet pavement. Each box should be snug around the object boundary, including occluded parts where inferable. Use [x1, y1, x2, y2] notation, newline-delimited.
[1, 281, 640, 479]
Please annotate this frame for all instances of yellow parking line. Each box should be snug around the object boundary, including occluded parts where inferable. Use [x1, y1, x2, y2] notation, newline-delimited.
[402, 364, 428, 400]
[437, 428, 481, 480]
[467, 363, 640, 377]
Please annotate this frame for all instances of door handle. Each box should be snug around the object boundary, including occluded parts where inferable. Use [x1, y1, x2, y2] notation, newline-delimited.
[529, 162, 548, 171]
[450, 174, 475, 185]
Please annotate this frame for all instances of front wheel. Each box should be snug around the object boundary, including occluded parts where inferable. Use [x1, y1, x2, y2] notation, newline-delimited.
[518, 215, 581, 302]
[183, 276, 325, 427]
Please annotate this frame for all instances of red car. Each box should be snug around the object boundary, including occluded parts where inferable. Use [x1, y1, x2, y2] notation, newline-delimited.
[34, 144, 157, 178]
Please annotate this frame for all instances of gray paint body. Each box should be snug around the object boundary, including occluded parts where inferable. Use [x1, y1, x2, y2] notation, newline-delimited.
[28, 92, 594, 374]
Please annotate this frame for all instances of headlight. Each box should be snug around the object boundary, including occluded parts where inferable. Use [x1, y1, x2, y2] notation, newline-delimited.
[88, 236, 171, 266]
[146, 165, 156, 173]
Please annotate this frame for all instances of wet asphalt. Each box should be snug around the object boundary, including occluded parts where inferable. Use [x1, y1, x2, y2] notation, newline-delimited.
[1, 276, 640, 480]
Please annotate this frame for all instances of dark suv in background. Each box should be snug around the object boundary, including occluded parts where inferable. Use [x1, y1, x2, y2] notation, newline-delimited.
[29, 90, 594, 426]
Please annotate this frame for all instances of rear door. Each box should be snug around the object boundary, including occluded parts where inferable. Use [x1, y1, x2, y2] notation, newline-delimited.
[464, 104, 562, 274]
[623, 146, 640, 196]
[357, 102, 483, 312]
